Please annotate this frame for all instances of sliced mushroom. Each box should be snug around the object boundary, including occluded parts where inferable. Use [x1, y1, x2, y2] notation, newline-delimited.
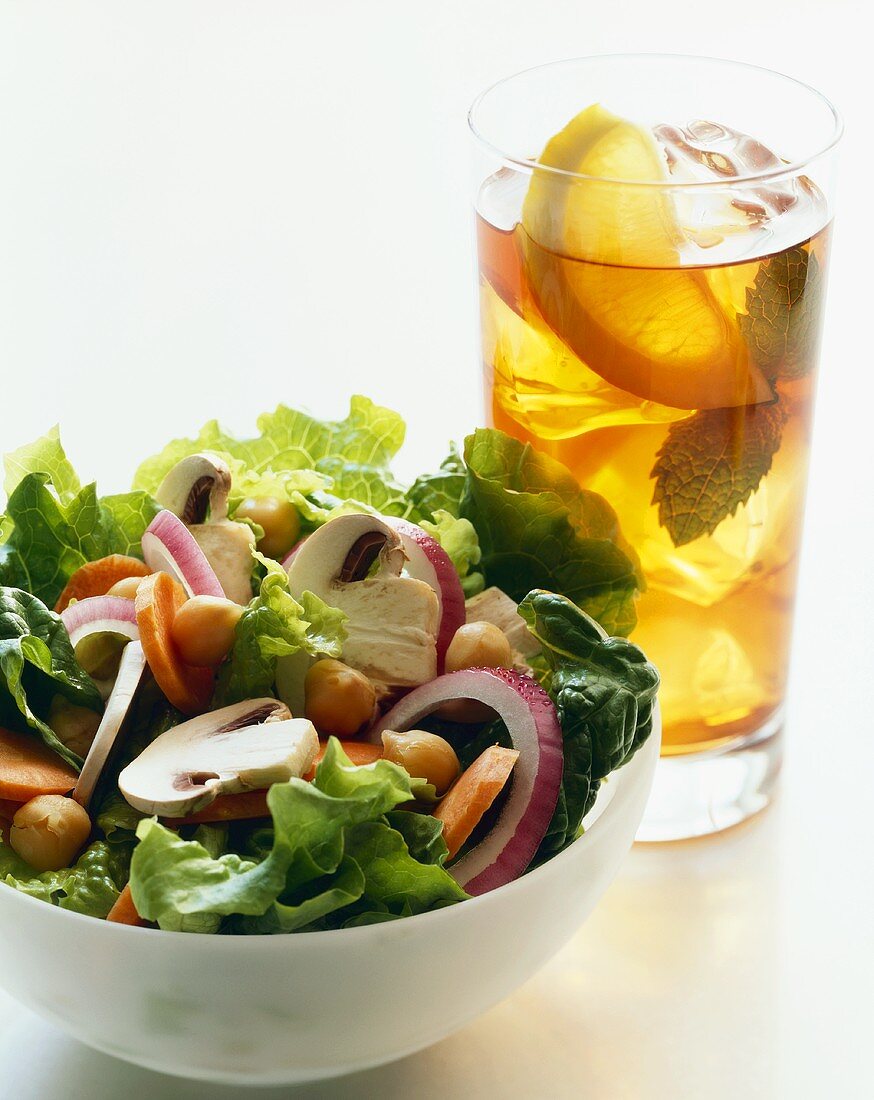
[117, 698, 317, 817]
[155, 452, 232, 523]
[189, 520, 255, 605]
[286, 514, 439, 691]
[465, 586, 541, 664]
[155, 452, 255, 605]
[73, 641, 149, 808]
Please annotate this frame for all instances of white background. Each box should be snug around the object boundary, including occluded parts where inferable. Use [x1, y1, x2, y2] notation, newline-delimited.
[0, 2, 872, 1098]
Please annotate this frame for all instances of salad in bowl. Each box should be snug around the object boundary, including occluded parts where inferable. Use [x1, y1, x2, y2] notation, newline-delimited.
[0, 396, 658, 937]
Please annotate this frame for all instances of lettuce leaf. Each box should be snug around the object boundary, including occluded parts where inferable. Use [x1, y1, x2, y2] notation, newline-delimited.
[215, 555, 346, 705]
[460, 430, 642, 636]
[129, 740, 465, 933]
[1, 429, 158, 606]
[3, 425, 81, 501]
[0, 837, 121, 918]
[420, 510, 484, 598]
[519, 590, 660, 859]
[406, 444, 466, 520]
[133, 396, 409, 516]
[0, 587, 103, 769]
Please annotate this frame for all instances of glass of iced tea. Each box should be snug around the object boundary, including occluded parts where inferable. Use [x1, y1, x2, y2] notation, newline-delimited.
[469, 56, 841, 840]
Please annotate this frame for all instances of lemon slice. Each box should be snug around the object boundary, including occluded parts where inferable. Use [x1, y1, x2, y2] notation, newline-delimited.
[521, 105, 770, 410]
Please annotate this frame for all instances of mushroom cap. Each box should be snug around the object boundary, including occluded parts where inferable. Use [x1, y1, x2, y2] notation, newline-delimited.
[117, 698, 318, 817]
[286, 513, 407, 596]
[156, 452, 232, 524]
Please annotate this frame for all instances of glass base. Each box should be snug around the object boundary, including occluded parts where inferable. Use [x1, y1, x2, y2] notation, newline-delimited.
[636, 709, 784, 842]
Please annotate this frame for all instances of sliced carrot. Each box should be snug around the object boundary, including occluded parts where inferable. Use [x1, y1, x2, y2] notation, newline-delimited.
[433, 745, 520, 860]
[106, 884, 148, 927]
[54, 555, 150, 613]
[135, 572, 214, 716]
[0, 727, 79, 801]
[162, 790, 271, 827]
[303, 739, 382, 781]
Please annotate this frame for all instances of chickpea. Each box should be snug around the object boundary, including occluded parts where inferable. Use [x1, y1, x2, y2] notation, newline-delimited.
[381, 729, 461, 796]
[304, 658, 376, 736]
[170, 595, 244, 667]
[106, 575, 145, 600]
[445, 621, 514, 673]
[235, 496, 301, 560]
[48, 697, 102, 758]
[10, 795, 92, 872]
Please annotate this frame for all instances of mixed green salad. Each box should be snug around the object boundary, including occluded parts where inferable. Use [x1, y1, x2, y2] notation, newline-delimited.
[0, 397, 658, 933]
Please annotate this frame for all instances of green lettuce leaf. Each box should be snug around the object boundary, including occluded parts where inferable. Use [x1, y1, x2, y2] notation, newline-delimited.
[460, 430, 642, 636]
[129, 740, 464, 933]
[133, 396, 409, 516]
[0, 837, 121, 918]
[519, 590, 659, 859]
[406, 445, 466, 520]
[215, 555, 346, 705]
[3, 425, 81, 501]
[0, 587, 103, 769]
[1, 430, 158, 606]
[420, 510, 484, 597]
[99, 492, 161, 557]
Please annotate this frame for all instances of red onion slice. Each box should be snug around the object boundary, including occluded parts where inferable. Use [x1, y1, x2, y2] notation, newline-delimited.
[386, 519, 466, 671]
[61, 595, 140, 648]
[141, 510, 225, 599]
[370, 667, 563, 895]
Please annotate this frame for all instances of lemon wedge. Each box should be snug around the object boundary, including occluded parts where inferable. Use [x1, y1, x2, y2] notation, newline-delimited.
[521, 105, 770, 410]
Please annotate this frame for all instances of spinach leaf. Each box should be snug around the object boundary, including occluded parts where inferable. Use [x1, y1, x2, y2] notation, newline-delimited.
[519, 590, 659, 858]
[0, 586, 103, 769]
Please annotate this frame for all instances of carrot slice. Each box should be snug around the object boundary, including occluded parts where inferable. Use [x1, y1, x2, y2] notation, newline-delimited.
[107, 884, 148, 927]
[433, 745, 519, 860]
[54, 555, 150, 613]
[0, 728, 79, 801]
[135, 572, 214, 715]
[162, 790, 271, 826]
[303, 739, 382, 781]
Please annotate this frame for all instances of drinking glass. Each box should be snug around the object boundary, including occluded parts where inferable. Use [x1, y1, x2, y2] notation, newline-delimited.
[469, 55, 841, 840]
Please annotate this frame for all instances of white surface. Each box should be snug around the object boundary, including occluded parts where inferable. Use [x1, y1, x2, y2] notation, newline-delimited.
[0, 0, 872, 1097]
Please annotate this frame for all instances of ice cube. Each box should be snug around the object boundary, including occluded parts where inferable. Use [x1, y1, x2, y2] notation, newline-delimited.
[654, 120, 827, 260]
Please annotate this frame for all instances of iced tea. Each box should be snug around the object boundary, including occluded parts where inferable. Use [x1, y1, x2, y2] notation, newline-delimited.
[476, 111, 830, 756]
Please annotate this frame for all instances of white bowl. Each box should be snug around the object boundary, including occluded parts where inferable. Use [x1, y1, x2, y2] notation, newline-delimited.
[0, 713, 659, 1085]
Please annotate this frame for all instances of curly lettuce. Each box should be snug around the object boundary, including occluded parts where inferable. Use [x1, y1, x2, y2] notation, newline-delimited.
[215, 555, 347, 706]
[133, 396, 410, 517]
[129, 739, 466, 933]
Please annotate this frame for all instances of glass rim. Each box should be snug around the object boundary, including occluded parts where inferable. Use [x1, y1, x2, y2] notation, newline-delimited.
[468, 53, 844, 189]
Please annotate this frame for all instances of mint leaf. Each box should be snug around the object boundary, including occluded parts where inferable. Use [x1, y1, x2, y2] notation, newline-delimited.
[738, 246, 824, 381]
[651, 402, 787, 547]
